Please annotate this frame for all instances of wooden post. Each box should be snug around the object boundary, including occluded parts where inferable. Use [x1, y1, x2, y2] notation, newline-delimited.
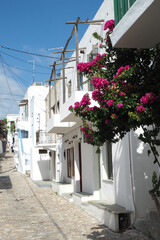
[49, 80, 51, 119]
[49, 66, 54, 119]
[62, 52, 65, 104]
[75, 22, 80, 91]
[53, 62, 57, 113]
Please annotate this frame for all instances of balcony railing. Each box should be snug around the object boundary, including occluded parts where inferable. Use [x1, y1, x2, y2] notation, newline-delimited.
[114, 0, 136, 25]
[36, 131, 56, 145]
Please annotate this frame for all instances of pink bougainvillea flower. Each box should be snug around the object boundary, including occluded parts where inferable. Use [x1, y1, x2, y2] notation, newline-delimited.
[111, 114, 118, 119]
[104, 20, 115, 31]
[92, 77, 109, 90]
[74, 102, 80, 109]
[105, 120, 109, 124]
[140, 96, 148, 104]
[137, 105, 145, 112]
[117, 103, 124, 109]
[92, 90, 102, 101]
[68, 105, 73, 110]
[119, 91, 126, 96]
[107, 100, 114, 107]
[80, 93, 91, 106]
[140, 92, 157, 104]
[114, 65, 131, 78]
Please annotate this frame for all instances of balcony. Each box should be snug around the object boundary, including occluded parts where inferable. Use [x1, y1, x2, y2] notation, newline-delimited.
[111, 0, 160, 48]
[60, 91, 98, 123]
[47, 114, 77, 134]
[36, 131, 56, 149]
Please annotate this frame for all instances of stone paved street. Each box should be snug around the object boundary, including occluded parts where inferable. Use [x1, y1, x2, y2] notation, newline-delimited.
[0, 152, 151, 240]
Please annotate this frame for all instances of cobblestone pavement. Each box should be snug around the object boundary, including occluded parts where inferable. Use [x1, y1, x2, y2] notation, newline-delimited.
[0, 152, 151, 240]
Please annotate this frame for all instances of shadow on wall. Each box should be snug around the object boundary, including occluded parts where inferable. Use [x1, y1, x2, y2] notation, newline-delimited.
[114, 130, 158, 218]
[37, 160, 50, 180]
[0, 175, 12, 189]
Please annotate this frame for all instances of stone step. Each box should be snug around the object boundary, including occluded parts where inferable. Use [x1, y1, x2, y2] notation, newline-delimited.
[52, 181, 73, 196]
[33, 180, 52, 188]
[61, 193, 73, 202]
[84, 200, 133, 232]
[72, 192, 94, 206]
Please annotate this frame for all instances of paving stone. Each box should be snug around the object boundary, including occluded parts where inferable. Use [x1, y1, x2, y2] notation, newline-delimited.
[0, 152, 151, 240]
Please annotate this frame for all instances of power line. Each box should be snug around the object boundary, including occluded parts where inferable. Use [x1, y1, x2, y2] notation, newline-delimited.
[0, 92, 24, 97]
[0, 45, 60, 59]
[0, 50, 51, 70]
[0, 98, 21, 101]
[3, 62, 50, 75]
[0, 56, 23, 106]
[1, 56, 30, 88]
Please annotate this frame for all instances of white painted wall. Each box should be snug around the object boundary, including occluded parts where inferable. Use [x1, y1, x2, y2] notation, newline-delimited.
[130, 129, 158, 218]
[57, 0, 116, 199]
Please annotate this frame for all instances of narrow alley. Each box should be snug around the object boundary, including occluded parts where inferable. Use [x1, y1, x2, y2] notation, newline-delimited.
[0, 152, 150, 240]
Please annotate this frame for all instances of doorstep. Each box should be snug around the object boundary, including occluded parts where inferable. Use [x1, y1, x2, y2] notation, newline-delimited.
[52, 181, 73, 196]
[72, 192, 94, 206]
[33, 180, 52, 188]
[84, 200, 134, 232]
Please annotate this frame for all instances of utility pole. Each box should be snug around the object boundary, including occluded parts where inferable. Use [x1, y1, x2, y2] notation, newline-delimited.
[27, 59, 35, 84]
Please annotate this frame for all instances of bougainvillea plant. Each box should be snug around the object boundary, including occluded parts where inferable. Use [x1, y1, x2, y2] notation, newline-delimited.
[69, 19, 160, 215]
[0, 119, 7, 139]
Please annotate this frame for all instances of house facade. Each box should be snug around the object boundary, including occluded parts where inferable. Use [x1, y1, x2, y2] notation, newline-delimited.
[15, 83, 53, 180]
[7, 114, 19, 151]
[45, 0, 159, 232]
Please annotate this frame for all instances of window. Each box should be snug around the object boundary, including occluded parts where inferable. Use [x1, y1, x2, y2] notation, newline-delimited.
[103, 142, 113, 180]
[67, 147, 74, 178]
[21, 130, 28, 138]
[39, 149, 47, 154]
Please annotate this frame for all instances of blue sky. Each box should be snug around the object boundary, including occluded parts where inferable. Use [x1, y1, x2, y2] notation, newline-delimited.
[0, 0, 103, 117]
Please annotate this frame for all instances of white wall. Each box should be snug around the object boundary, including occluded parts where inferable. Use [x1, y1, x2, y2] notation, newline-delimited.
[130, 129, 158, 218]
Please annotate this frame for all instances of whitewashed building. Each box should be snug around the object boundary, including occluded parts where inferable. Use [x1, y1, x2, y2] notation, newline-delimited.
[46, 0, 159, 232]
[15, 83, 52, 180]
[7, 114, 19, 150]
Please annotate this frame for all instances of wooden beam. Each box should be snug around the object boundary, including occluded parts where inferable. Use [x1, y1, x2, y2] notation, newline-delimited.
[62, 17, 80, 56]
[43, 77, 67, 83]
[56, 57, 76, 62]
[62, 52, 65, 104]
[66, 19, 104, 24]
[50, 58, 76, 67]
[55, 66, 74, 71]
[75, 22, 80, 90]
[53, 47, 86, 54]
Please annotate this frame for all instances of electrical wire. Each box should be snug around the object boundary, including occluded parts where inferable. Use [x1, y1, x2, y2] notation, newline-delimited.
[0, 98, 22, 101]
[0, 92, 23, 97]
[0, 45, 60, 59]
[3, 63, 50, 75]
[1, 55, 31, 88]
[0, 50, 51, 70]
[0, 56, 20, 106]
